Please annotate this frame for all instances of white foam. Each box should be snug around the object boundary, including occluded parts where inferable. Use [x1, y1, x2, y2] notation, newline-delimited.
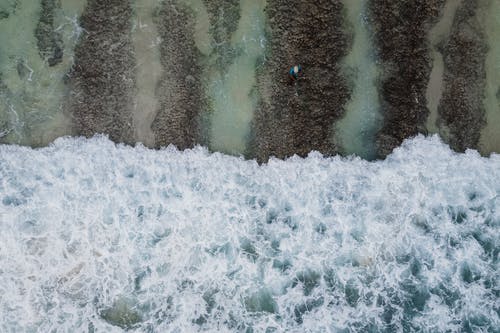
[0, 135, 498, 332]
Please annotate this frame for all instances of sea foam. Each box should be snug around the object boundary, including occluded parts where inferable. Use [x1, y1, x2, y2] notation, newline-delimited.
[0, 135, 498, 332]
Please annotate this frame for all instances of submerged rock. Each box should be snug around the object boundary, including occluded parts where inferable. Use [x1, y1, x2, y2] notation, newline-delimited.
[35, 0, 63, 67]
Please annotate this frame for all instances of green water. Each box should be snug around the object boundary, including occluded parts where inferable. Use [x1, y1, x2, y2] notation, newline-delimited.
[0, 0, 85, 145]
[425, 0, 461, 135]
[205, 0, 266, 155]
[181, 0, 211, 56]
[1, 0, 499, 158]
[479, 0, 500, 155]
[333, 0, 382, 160]
[131, 0, 162, 146]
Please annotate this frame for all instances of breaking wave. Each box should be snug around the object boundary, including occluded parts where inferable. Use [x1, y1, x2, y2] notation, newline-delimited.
[0, 135, 498, 332]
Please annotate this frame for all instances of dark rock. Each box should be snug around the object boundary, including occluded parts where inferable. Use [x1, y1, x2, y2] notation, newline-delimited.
[250, 0, 351, 162]
[151, 1, 204, 149]
[370, 0, 446, 157]
[437, 0, 488, 152]
[66, 0, 135, 144]
[35, 0, 64, 67]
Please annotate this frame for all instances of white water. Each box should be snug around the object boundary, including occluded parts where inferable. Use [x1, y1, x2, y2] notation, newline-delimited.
[0, 135, 499, 332]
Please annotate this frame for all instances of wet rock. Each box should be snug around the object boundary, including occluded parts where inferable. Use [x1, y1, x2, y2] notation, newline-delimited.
[437, 0, 488, 152]
[251, 0, 351, 162]
[370, 0, 446, 157]
[67, 0, 135, 144]
[151, 1, 204, 149]
[35, 0, 64, 67]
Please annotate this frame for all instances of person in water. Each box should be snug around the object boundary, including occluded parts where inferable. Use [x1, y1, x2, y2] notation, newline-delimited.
[288, 65, 302, 82]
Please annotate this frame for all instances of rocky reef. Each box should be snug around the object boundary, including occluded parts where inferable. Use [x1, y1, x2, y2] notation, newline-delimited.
[35, 0, 63, 67]
[437, 0, 488, 152]
[67, 0, 135, 144]
[151, 1, 205, 150]
[370, 0, 446, 157]
[1, 0, 496, 159]
[251, 0, 351, 162]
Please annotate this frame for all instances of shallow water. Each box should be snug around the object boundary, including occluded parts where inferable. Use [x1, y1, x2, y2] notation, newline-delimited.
[131, 0, 162, 146]
[181, 0, 211, 56]
[425, 0, 461, 135]
[0, 0, 84, 146]
[334, 0, 382, 160]
[1, 3, 499, 332]
[0, 0, 499, 158]
[479, 0, 500, 155]
[206, 0, 266, 155]
[0, 135, 498, 332]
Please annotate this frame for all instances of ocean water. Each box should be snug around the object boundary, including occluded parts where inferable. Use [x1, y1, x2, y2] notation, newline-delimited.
[0, 0, 85, 146]
[334, 0, 382, 160]
[0, 135, 498, 332]
[206, 0, 267, 155]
